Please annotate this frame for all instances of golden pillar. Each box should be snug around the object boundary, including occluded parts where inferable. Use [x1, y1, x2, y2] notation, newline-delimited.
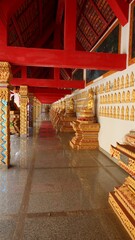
[20, 86, 28, 136]
[33, 97, 37, 123]
[0, 62, 12, 166]
[36, 99, 41, 119]
[28, 93, 34, 128]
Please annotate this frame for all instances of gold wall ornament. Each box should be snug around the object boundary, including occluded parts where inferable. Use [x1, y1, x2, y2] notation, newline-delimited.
[130, 72, 134, 87]
[120, 75, 124, 89]
[117, 106, 120, 119]
[118, 92, 121, 103]
[117, 77, 120, 89]
[125, 74, 129, 88]
[0, 62, 12, 83]
[105, 95, 107, 104]
[125, 106, 129, 120]
[122, 91, 125, 103]
[121, 106, 124, 120]
[105, 82, 109, 92]
[99, 84, 104, 94]
[126, 90, 130, 102]
[114, 93, 117, 103]
[100, 96, 102, 104]
[108, 94, 110, 103]
[20, 86, 28, 136]
[96, 86, 99, 94]
[130, 106, 134, 121]
[131, 89, 135, 102]
[106, 106, 109, 117]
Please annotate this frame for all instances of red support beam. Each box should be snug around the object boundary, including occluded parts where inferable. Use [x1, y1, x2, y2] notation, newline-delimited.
[106, 0, 129, 26]
[54, 68, 60, 79]
[11, 78, 85, 89]
[0, 46, 126, 70]
[64, 0, 76, 50]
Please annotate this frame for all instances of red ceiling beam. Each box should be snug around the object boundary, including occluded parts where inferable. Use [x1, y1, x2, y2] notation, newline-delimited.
[106, 0, 129, 26]
[0, 46, 126, 70]
[11, 78, 85, 89]
[54, 68, 60, 79]
[64, 0, 76, 50]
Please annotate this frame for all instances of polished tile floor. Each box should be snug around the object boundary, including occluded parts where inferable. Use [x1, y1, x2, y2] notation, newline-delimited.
[0, 114, 130, 240]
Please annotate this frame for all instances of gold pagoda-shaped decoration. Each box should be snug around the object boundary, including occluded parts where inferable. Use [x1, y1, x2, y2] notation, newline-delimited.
[70, 90, 100, 150]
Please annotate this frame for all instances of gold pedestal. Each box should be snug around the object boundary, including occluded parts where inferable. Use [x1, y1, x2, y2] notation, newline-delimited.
[109, 176, 135, 240]
[60, 112, 76, 132]
[109, 141, 135, 240]
[70, 120, 100, 150]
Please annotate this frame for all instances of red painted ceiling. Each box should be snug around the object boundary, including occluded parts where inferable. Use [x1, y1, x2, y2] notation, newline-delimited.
[0, 0, 130, 103]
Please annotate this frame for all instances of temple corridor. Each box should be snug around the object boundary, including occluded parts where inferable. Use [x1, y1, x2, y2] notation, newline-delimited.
[0, 114, 130, 240]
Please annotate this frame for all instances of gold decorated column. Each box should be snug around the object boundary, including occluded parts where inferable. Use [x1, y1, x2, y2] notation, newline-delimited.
[0, 62, 12, 166]
[28, 93, 34, 128]
[33, 97, 37, 123]
[20, 86, 28, 136]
